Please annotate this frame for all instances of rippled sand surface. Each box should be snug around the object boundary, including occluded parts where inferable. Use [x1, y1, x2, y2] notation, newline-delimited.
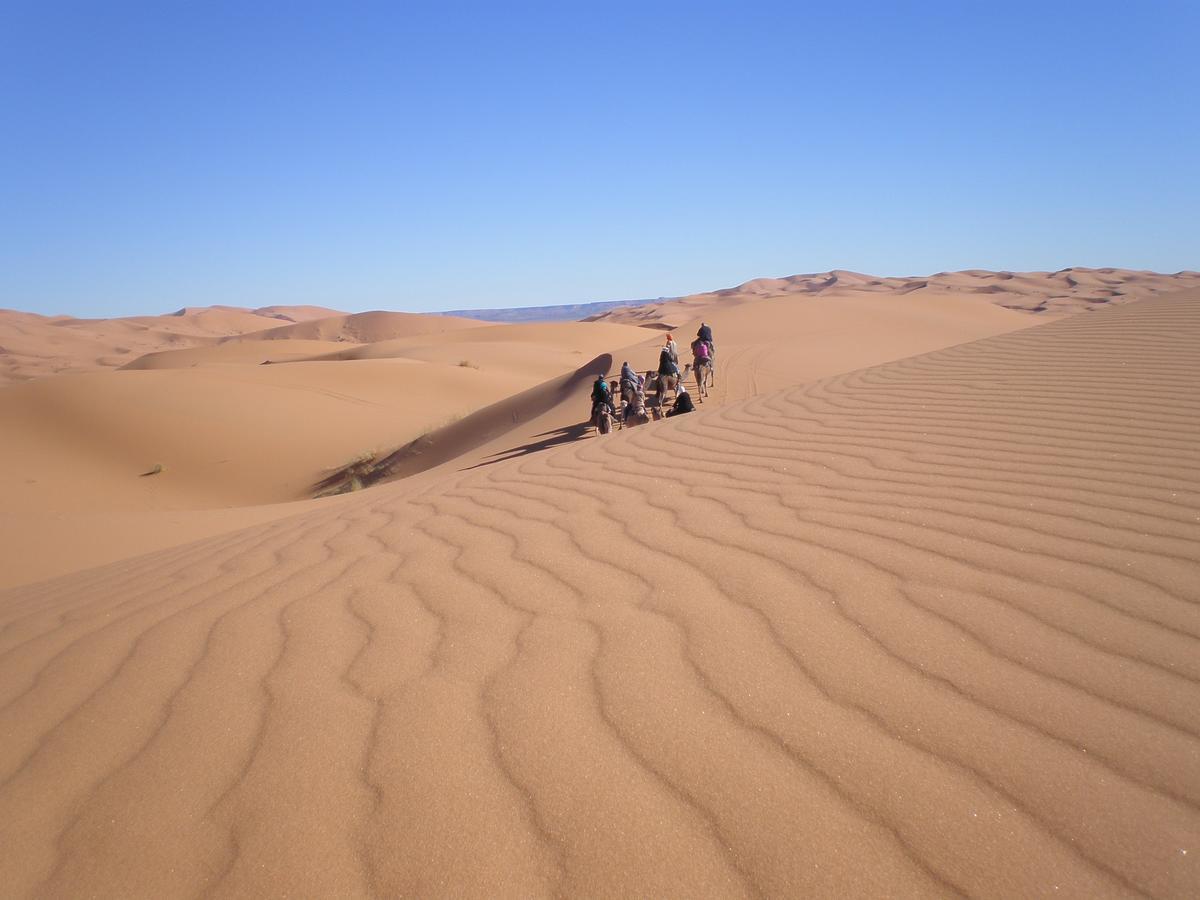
[1, 294, 1197, 897]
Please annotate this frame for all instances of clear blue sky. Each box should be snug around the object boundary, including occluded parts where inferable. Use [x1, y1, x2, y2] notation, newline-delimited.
[2, 1, 1196, 317]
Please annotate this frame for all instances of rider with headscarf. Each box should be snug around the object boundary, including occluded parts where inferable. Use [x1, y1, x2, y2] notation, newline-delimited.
[664, 333, 679, 364]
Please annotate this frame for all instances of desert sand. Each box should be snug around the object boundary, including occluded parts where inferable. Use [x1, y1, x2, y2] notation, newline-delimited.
[0, 305, 341, 386]
[1, 270, 1198, 897]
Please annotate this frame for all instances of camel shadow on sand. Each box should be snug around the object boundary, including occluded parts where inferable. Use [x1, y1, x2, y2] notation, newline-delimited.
[463, 422, 593, 471]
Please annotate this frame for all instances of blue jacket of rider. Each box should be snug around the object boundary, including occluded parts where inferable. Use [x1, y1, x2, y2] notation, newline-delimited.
[592, 376, 611, 405]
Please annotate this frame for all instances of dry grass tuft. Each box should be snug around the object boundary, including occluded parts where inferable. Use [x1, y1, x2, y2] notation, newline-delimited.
[312, 413, 464, 498]
[313, 451, 381, 497]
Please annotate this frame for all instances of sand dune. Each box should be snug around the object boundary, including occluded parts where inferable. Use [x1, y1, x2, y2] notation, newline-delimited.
[1, 292, 1196, 896]
[232, 310, 488, 344]
[243, 320, 656, 382]
[589, 267, 1200, 326]
[4, 319, 660, 514]
[0, 317, 656, 587]
[0, 359, 535, 512]
[0, 353, 554, 589]
[0, 285, 1049, 589]
[664, 283, 1040, 402]
[0, 306, 342, 384]
[120, 339, 363, 370]
[338, 287, 1044, 488]
[7, 268, 1195, 385]
[117, 316, 647, 375]
[0, 305, 487, 384]
[133, 307, 301, 336]
[251, 304, 344, 323]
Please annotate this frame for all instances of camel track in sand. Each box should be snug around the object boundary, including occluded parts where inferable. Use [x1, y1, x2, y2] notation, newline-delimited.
[1, 295, 1198, 897]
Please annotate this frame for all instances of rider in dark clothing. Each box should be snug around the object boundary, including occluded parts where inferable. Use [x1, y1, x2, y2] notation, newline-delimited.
[657, 347, 680, 378]
[591, 374, 616, 417]
[665, 386, 695, 417]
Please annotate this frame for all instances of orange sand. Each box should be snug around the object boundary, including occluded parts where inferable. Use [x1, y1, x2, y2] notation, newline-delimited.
[0, 270, 1197, 896]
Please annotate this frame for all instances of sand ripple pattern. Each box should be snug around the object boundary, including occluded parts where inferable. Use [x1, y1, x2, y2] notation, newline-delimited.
[1, 296, 1198, 897]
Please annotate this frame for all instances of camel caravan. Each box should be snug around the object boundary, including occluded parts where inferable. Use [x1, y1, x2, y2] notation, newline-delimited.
[589, 323, 716, 435]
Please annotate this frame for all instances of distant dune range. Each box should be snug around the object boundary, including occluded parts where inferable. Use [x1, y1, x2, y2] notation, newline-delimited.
[4, 268, 1198, 386]
[0, 288, 1197, 896]
[0, 305, 343, 385]
[2, 270, 1199, 896]
[586, 266, 1200, 326]
[436, 298, 656, 323]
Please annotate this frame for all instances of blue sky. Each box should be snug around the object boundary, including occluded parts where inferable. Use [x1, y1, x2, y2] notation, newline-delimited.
[1, 1, 1196, 317]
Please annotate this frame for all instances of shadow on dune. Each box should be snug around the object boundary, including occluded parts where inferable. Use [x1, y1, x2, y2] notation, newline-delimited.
[313, 354, 610, 495]
[463, 422, 593, 470]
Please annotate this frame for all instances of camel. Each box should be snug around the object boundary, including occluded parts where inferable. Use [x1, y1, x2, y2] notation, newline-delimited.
[590, 400, 614, 435]
[694, 356, 713, 400]
[646, 365, 690, 409]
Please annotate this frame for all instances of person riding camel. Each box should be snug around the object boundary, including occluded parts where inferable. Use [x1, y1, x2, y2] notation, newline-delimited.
[619, 374, 648, 422]
[658, 345, 680, 379]
[620, 361, 638, 391]
[591, 373, 616, 418]
[696, 322, 714, 358]
[665, 383, 695, 417]
[619, 361, 643, 408]
[664, 333, 679, 365]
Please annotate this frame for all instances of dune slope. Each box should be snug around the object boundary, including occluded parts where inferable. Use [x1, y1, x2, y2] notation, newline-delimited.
[0, 359, 535, 513]
[0, 294, 1198, 897]
[322, 287, 1043, 488]
[0, 317, 661, 588]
